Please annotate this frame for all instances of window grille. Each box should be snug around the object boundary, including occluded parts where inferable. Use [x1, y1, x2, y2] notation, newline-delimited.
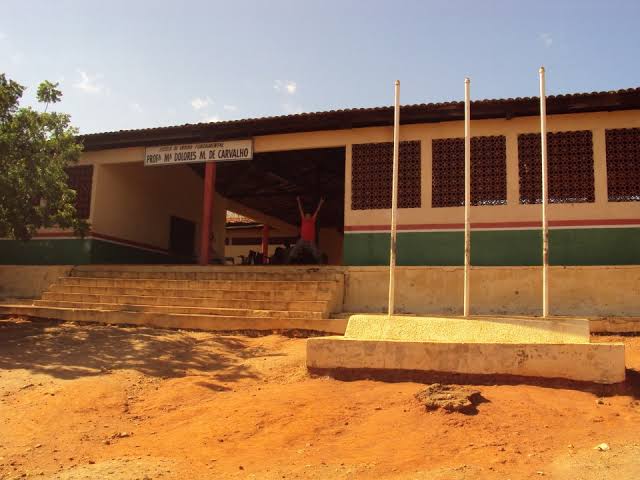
[351, 141, 421, 210]
[65, 165, 93, 219]
[431, 135, 506, 207]
[606, 128, 640, 202]
[518, 130, 594, 204]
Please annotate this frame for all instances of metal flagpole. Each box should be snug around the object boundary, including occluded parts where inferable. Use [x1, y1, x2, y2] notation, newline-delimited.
[463, 78, 471, 317]
[388, 80, 400, 317]
[539, 67, 549, 318]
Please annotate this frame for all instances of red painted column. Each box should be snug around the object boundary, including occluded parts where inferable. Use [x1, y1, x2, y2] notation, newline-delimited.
[198, 162, 216, 265]
[261, 224, 270, 264]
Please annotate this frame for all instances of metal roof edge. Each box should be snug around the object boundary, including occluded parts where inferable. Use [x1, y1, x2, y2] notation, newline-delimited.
[78, 87, 640, 151]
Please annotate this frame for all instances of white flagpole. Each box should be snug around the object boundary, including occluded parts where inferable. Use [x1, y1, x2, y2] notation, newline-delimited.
[388, 80, 400, 317]
[539, 67, 549, 318]
[463, 78, 471, 317]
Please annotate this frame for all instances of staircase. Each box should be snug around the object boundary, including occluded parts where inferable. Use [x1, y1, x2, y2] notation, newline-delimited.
[0, 266, 347, 334]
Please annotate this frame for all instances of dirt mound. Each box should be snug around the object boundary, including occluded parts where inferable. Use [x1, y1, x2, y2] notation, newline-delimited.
[415, 383, 485, 414]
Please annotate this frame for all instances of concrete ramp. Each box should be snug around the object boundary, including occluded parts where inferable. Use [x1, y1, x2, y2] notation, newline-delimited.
[307, 315, 625, 384]
[344, 314, 591, 344]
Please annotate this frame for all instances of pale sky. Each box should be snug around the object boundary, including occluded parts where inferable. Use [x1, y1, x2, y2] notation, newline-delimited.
[1, 0, 639, 134]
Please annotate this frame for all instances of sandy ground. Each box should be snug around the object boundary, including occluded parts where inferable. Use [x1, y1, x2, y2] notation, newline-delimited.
[1, 317, 639, 480]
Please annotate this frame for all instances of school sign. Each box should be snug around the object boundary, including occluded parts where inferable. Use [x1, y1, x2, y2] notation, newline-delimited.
[144, 139, 253, 166]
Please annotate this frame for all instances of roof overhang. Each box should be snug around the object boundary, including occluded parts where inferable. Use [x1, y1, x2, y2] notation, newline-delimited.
[79, 87, 640, 151]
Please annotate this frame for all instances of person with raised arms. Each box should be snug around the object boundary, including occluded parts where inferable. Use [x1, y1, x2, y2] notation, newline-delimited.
[288, 196, 325, 264]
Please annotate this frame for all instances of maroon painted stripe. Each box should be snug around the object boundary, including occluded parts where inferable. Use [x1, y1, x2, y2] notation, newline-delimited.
[90, 232, 169, 254]
[345, 218, 640, 231]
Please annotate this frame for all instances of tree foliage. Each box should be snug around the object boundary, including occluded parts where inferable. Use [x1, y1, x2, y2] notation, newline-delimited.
[0, 73, 87, 240]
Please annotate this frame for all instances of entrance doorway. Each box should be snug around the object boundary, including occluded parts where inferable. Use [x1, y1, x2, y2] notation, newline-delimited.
[169, 215, 196, 258]
[192, 146, 346, 264]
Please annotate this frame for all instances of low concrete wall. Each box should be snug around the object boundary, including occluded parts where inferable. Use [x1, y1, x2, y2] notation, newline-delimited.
[343, 266, 640, 317]
[306, 337, 626, 384]
[0, 265, 73, 299]
[2, 264, 640, 319]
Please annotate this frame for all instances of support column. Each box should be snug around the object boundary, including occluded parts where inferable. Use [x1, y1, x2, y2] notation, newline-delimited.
[198, 162, 216, 266]
[261, 224, 270, 264]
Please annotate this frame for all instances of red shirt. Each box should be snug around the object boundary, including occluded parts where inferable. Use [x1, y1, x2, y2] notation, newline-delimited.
[300, 216, 316, 242]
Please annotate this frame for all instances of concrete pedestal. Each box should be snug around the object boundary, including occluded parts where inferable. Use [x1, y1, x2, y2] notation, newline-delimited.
[306, 315, 625, 384]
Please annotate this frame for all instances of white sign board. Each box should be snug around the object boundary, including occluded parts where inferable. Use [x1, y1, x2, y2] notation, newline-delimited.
[144, 139, 253, 166]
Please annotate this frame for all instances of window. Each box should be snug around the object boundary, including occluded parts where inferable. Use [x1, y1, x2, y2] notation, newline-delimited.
[351, 141, 421, 210]
[518, 130, 594, 204]
[606, 128, 640, 202]
[431, 135, 506, 207]
[65, 165, 93, 219]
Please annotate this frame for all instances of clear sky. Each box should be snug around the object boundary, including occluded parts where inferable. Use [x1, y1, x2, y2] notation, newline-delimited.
[2, 0, 639, 134]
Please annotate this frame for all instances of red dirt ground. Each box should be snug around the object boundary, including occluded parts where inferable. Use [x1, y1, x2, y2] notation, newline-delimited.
[1, 317, 639, 479]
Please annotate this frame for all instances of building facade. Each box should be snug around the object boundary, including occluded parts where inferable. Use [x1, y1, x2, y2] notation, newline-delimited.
[1, 87, 639, 267]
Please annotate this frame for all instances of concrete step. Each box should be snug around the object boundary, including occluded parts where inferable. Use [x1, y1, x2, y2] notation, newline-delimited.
[69, 268, 344, 282]
[48, 284, 334, 301]
[34, 299, 324, 319]
[57, 277, 338, 292]
[41, 291, 330, 313]
[0, 304, 348, 334]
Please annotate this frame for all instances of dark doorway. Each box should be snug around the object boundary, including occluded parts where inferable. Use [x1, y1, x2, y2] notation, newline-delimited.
[169, 216, 196, 258]
[189, 146, 346, 264]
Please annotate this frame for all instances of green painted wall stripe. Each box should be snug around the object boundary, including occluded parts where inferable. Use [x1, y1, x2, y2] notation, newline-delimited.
[0, 238, 190, 265]
[472, 230, 541, 266]
[0, 239, 92, 265]
[344, 228, 640, 266]
[3, 228, 639, 266]
[549, 228, 640, 265]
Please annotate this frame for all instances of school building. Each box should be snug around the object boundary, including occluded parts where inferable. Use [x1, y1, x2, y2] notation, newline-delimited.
[1, 86, 640, 318]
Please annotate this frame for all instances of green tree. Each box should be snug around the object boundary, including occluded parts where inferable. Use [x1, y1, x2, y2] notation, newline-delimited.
[0, 73, 87, 240]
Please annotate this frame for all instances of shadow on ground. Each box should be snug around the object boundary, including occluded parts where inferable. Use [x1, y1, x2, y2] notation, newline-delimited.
[0, 317, 285, 383]
[309, 365, 640, 400]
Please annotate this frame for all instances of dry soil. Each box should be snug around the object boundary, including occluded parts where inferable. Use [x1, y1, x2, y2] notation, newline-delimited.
[1, 317, 639, 479]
